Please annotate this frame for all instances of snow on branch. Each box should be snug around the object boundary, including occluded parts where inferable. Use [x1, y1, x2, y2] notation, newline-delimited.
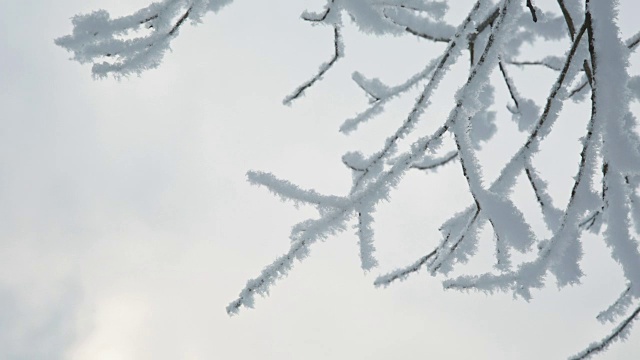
[381, 5, 455, 43]
[597, 285, 634, 324]
[340, 58, 438, 134]
[570, 303, 640, 360]
[227, 5, 640, 358]
[442, 15, 596, 296]
[282, 25, 344, 105]
[568, 29, 640, 100]
[506, 56, 565, 71]
[427, 207, 482, 275]
[56, 0, 233, 77]
[587, 0, 640, 298]
[374, 249, 437, 287]
[301, 0, 335, 22]
[526, 0, 538, 23]
[227, 205, 353, 315]
[356, 208, 378, 270]
[60, 0, 640, 358]
[411, 150, 458, 171]
[524, 160, 563, 231]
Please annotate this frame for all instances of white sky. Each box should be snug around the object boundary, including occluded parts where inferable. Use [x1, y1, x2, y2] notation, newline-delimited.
[1, 0, 639, 359]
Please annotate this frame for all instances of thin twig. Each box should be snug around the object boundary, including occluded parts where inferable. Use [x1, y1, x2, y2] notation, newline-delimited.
[283, 26, 342, 105]
[411, 151, 458, 170]
[571, 304, 640, 359]
[404, 26, 450, 43]
[506, 59, 563, 71]
[168, 7, 191, 36]
[301, 0, 334, 22]
[499, 58, 520, 111]
[569, 30, 640, 98]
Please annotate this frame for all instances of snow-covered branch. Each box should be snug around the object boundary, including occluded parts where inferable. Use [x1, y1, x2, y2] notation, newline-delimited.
[56, 0, 233, 77]
[59, 0, 640, 358]
[282, 25, 344, 105]
[570, 303, 640, 359]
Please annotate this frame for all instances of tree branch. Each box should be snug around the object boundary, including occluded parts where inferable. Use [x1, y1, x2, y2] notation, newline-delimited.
[283, 26, 343, 105]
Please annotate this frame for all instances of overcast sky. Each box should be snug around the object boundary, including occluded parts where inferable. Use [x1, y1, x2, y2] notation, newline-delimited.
[1, 0, 639, 359]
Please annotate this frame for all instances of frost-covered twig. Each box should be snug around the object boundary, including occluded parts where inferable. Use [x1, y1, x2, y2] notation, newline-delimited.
[59, 0, 640, 357]
[429, 207, 481, 274]
[597, 285, 634, 324]
[246, 171, 349, 210]
[283, 26, 343, 105]
[374, 249, 437, 287]
[381, 4, 455, 43]
[340, 59, 438, 133]
[525, 159, 562, 231]
[227, 205, 353, 315]
[505, 58, 564, 71]
[556, 0, 576, 39]
[370, 2, 591, 292]
[55, 0, 233, 77]
[411, 151, 458, 171]
[526, 0, 538, 23]
[404, 27, 450, 43]
[301, 0, 334, 22]
[570, 303, 640, 360]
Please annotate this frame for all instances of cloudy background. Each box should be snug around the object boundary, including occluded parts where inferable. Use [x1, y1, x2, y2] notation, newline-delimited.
[1, 0, 639, 359]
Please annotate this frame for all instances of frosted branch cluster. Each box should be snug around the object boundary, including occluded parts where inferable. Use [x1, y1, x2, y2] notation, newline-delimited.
[58, 0, 640, 358]
[55, 0, 233, 77]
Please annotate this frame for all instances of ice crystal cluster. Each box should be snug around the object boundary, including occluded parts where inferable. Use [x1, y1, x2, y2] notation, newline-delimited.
[57, 0, 640, 358]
